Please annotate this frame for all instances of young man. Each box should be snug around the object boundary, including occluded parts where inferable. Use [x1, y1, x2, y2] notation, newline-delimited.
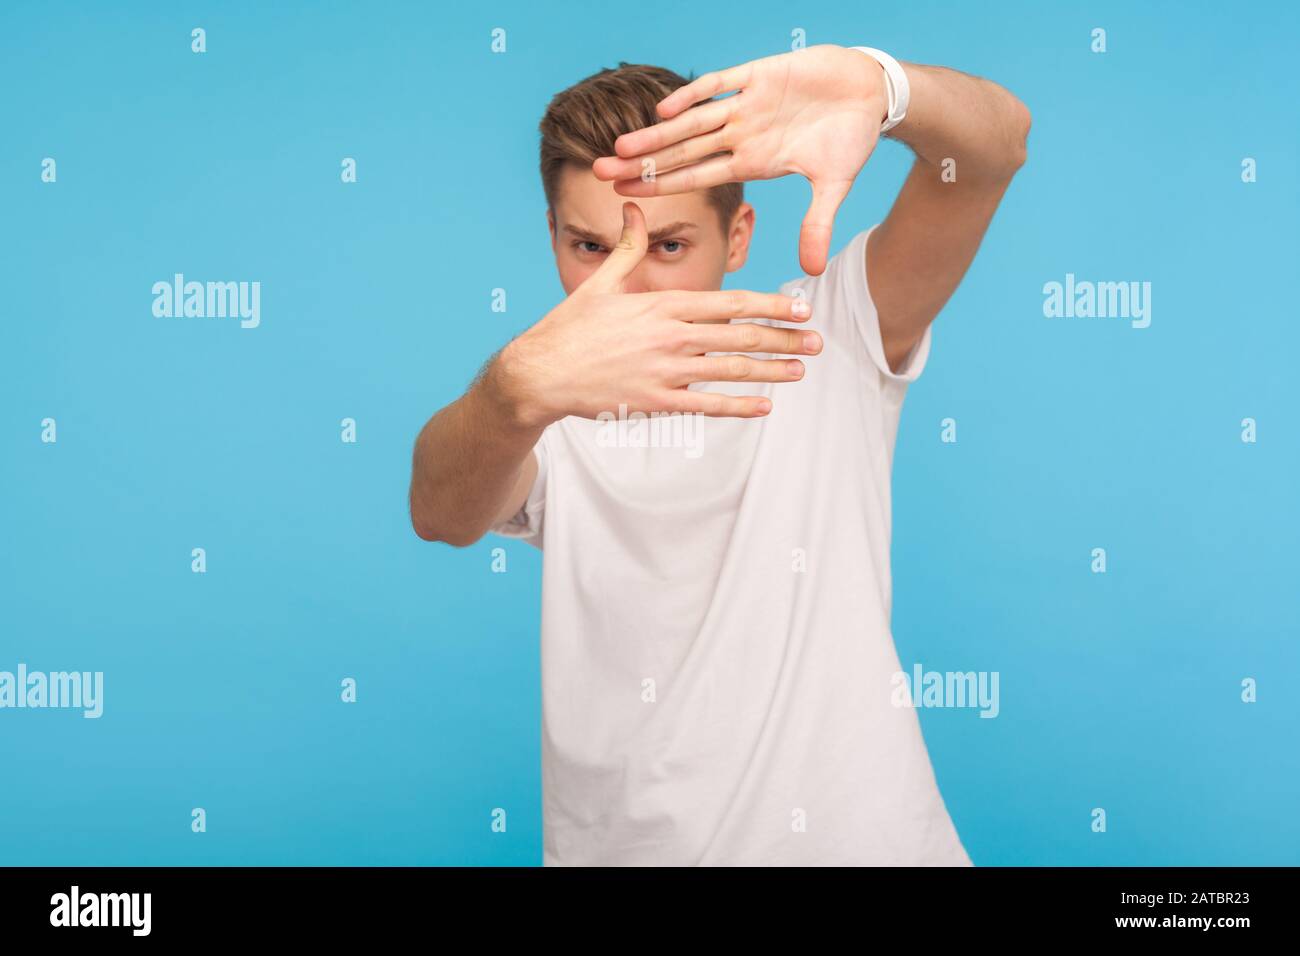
[410, 44, 1030, 865]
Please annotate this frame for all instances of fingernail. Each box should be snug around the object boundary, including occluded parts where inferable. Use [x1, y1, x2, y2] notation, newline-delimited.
[791, 299, 811, 318]
[804, 332, 822, 353]
[756, 398, 772, 414]
[788, 360, 804, 377]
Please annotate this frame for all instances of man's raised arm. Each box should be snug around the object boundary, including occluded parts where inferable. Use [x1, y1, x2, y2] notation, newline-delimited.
[408, 202, 818, 545]
[865, 60, 1030, 371]
[593, 44, 1031, 372]
[408, 368, 542, 546]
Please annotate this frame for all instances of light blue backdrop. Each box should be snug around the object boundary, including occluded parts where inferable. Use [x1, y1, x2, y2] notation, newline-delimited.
[2, 0, 1297, 866]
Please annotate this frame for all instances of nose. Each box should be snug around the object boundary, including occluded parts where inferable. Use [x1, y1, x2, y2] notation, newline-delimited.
[619, 263, 655, 295]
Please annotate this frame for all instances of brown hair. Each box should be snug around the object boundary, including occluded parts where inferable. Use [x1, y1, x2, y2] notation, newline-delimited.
[539, 63, 743, 232]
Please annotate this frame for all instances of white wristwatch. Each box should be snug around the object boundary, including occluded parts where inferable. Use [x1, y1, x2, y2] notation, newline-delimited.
[850, 46, 910, 134]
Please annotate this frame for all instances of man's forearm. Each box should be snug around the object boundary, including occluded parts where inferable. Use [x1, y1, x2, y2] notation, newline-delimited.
[408, 356, 543, 546]
[889, 61, 1031, 183]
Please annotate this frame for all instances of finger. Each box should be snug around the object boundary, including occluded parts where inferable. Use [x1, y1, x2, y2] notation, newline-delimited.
[580, 201, 648, 294]
[609, 98, 733, 161]
[656, 65, 752, 119]
[612, 154, 736, 197]
[799, 179, 852, 276]
[685, 321, 823, 357]
[675, 354, 808, 386]
[596, 129, 731, 182]
[661, 289, 813, 324]
[660, 388, 773, 418]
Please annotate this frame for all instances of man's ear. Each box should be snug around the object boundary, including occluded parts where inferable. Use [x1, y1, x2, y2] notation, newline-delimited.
[724, 203, 756, 273]
[547, 208, 557, 248]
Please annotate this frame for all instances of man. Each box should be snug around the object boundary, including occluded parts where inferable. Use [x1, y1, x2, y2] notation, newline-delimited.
[409, 44, 1030, 865]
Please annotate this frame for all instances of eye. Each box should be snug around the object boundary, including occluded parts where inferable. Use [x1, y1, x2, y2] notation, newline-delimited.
[575, 240, 606, 255]
[655, 239, 687, 256]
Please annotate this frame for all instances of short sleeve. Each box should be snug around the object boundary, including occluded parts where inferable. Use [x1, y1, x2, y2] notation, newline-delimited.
[793, 224, 932, 385]
[488, 431, 549, 549]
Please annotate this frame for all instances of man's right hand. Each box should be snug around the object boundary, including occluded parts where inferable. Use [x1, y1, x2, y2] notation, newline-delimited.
[489, 201, 823, 429]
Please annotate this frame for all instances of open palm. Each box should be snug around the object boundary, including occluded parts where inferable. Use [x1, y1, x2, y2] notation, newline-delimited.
[593, 45, 888, 275]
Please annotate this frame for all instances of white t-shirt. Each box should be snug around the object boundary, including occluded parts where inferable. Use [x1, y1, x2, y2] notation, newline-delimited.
[492, 225, 972, 866]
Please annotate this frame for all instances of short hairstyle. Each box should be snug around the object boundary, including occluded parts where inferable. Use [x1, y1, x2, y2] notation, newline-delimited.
[539, 62, 743, 232]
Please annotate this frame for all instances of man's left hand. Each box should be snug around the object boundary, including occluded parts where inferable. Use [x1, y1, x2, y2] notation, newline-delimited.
[593, 44, 888, 275]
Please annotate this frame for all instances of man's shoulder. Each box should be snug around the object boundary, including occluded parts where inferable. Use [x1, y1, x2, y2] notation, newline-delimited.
[776, 226, 875, 300]
[768, 227, 876, 344]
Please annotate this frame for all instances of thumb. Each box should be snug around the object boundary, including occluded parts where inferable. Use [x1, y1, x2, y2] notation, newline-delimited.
[582, 201, 648, 293]
[798, 179, 851, 276]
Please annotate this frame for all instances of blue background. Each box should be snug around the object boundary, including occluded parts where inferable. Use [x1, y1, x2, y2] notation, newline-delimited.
[2, 0, 1297, 865]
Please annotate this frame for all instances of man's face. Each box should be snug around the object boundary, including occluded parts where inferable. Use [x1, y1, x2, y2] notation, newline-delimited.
[548, 164, 754, 300]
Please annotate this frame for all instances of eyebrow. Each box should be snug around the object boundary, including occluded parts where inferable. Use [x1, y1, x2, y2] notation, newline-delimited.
[562, 221, 699, 247]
